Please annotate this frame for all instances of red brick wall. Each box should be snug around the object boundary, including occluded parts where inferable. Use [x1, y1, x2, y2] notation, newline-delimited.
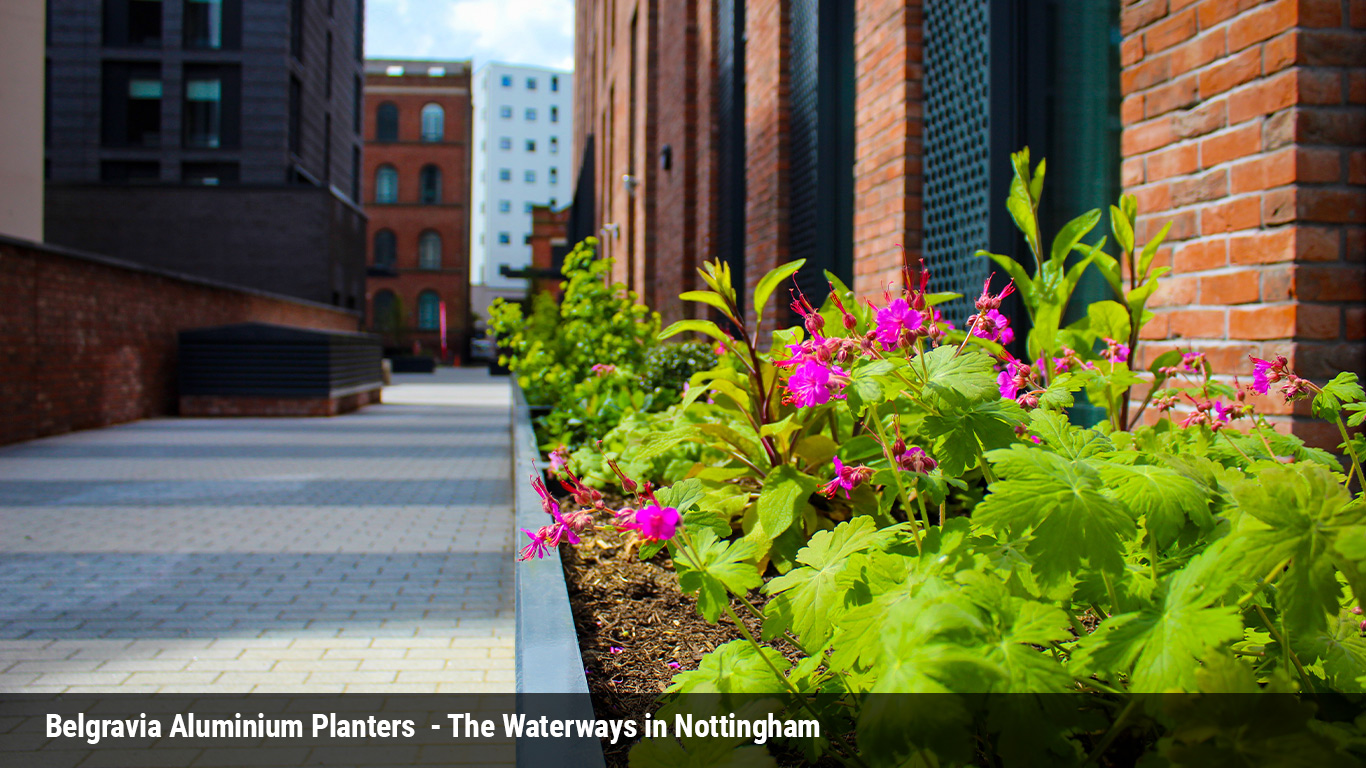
[852, 0, 925, 299]
[652, 0, 701, 324]
[363, 65, 473, 361]
[0, 237, 360, 447]
[744, 0, 791, 322]
[1120, 0, 1366, 442]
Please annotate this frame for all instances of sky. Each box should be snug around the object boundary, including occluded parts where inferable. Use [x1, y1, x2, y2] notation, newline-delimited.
[365, 0, 575, 71]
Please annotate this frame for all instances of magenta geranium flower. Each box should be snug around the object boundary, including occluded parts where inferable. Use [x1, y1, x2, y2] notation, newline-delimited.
[874, 298, 923, 349]
[970, 308, 1015, 345]
[896, 446, 937, 473]
[1103, 338, 1130, 364]
[619, 504, 680, 542]
[784, 359, 848, 407]
[517, 524, 572, 561]
[820, 456, 872, 499]
[997, 359, 1028, 400]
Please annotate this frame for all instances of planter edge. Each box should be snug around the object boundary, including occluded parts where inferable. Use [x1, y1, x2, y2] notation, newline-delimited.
[511, 381, 606, 767]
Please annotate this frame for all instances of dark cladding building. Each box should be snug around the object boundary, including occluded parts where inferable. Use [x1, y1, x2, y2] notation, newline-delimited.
[44, 0, 367, 308]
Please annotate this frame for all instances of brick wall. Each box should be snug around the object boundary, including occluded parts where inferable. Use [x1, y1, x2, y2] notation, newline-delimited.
[852, 0, 925, 298]
[1120, 0, 1366, 442]
[744, 0, 792, 314]
[0, 236, 360, 447]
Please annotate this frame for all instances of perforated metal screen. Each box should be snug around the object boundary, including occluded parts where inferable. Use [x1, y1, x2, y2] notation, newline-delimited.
[923, 0, 993, 327]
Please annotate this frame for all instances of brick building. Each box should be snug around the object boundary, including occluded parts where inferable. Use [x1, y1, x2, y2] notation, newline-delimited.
[527, 203, 572, 298]
[44, 0, 367, 308]
[362, 59, 473, 363]
[573, 0, 1365, 443]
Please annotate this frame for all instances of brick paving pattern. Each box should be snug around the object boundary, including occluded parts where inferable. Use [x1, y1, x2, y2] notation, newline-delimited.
[0, 369, 515, 693]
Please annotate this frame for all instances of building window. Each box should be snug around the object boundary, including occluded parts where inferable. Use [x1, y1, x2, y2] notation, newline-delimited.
[325, 32, 333, 96]
[353, 76, 362, 132]
[104, 0, 163, 47]
[351, 145, 360, 202]
[524, 202, 534, 213]
[417, 291, 440, 330]
[419, 164, 441, 203]
[103, 64, 163, 148]
[498, 136, 511, 150]
[183, 77, 222, 148]
[373, 229, 396, 268]
[375, 164, 398, 203]
[550, 75, 559, 92]
[376, 102, 398, 141]
[288, 75, 301, 153]
[100, 161, 159, 182]
[525, 108, 536, 121]
[497, 232, 510, 245]
[526, 77, 537, 90]
[290, 0, 303, 59]
[184, 0, 222, 48]
[550, 106, 559, 123]
[524, 170, 535, 183]
[549, 197, 556, 206]
[500, 75, 512, 87]
[499, 106, 512, 119]
[498, 200, 511, 213]
[498, 168, 511, 182]
[181, 162, 237, 185]
[420, 103, 444, 141]
[525, 139, 536, 153]
[549, 136, 558, 154]
[127, 75, 162, 147]
[372, 289, 398, 332]
[549, 167, 558, 184]
[418, 231, 442, 269]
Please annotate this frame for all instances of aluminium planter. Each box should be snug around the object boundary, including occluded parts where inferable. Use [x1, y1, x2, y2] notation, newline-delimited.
[511, 381, 606, 768]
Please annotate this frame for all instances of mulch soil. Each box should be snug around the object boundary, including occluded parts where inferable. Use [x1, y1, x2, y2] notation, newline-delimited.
[556, 490, 809, 765]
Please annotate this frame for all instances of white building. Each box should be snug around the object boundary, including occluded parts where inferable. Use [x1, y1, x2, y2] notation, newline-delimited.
[470, 62, 573, 315]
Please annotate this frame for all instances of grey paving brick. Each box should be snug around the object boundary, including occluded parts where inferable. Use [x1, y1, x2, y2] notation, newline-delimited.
[0, 370, 515, 692]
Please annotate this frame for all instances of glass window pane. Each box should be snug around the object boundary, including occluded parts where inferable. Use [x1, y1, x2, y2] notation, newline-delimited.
[417, 292, 440, 329]
[418, 232, 441, 269]
[376, 166, 397, 203]
[420, 103, 443, 141]
[184, 0, 222, 48]
[184, 78, 221, 148]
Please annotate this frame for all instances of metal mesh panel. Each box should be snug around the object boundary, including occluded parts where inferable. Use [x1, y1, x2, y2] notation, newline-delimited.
[788, 0, 820, 299]
[923, 0, 992, 327]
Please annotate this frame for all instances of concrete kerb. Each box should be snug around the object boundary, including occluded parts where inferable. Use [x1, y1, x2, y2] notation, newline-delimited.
[511, 381, 605, 768]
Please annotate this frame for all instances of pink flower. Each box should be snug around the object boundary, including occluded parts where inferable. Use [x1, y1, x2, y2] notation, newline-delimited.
[548, 445, 570, 474]
[517, 524, 574, 561]
[969, 308, 1015, 345]
[784, 359, 848, 408]
[530, 475, 560, 518]
[820, 456, 873, 499]
[827, 284, 859, 331]
[874, 298, 923, 349]
[1248, 355, 1290, 395]
[997, 359, 1029, 400]
[1103, 338, 1130, 364]
[790, 286, 825, 335]
[618, 504, 681, 542]
[609, 647, 624, 654]
[974, 276, 1016, 312]
[591, 364, 617, 377]
[896, 446, 937, 473]
[667, 661, 681, 669]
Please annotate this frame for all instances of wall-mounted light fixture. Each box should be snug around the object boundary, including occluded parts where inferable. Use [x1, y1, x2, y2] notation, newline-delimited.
[622, 174, 639, 195]
[659, 144, 672, 171]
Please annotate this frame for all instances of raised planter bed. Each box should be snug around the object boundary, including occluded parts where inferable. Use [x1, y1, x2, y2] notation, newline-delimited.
[511, 381, 606, 768]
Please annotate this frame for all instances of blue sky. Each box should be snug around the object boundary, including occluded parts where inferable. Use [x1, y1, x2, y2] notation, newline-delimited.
[365, 0, 575, 71]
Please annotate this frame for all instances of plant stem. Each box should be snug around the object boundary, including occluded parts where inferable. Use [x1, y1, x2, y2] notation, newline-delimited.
[1237, 558, 1289, 608]
[1084, 696, 1138, 766]
[1253, 603, 1317, 697]
[867, 403, 923, 551]
[1101, 570, 1122, 616]
[1147, 536, 1160, 585]
[1332, 415, 1364, 491]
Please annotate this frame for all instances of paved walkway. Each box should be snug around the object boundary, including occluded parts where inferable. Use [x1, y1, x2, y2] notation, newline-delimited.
[0, 368, 515, 693]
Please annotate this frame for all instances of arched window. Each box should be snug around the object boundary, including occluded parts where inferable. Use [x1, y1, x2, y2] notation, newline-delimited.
[417, 290, 441, 330]
[419, 164, 441, 204]
[418, 231, 441, 269]
[376, 102, 398, 141]
[373, 229, 396, 268]
[372, 289, 398, 332]
[375, 164, 398, 203]
[420, 103, 444, 141]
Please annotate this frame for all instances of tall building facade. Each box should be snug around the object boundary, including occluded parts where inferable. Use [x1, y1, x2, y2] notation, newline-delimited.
[0, 0, 46, 242]
[43, 0, 367, 308]
[362, 58, 473, 363]
[574, 0, 1365, 446]
[470, 62, 573, 314]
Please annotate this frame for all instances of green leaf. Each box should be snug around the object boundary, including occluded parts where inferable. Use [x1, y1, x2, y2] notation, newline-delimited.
[656, 477, 706, 514]
[1086, 300, 1131, 345]
[1227, 464, 1366, 633]
[674, 529, 763, 623]
[1295, 613, 1366, 693]
[752, 259, 806, 329]
[755, 464, 821, 536]
[1049, 209, 1101, 267]
[679, 290, 736, 321]
[1109, 204, 1134, 254]
[765, 517, 887, 648]
[1312, 371, 1364, 420]
[1137, 220, 1172, 281]
[913, 345, 1000, 408]
[1027, 409, 1113, 459]
[660, 318, 731, 344]
[665, 639, 790, 693]
[975, 446, 1135, 583]
[1125, 278, 1161, 323]
[1007, 191, 1041, 261]
[1094, 462, 1211, 546]
[925, 398, 1026, 477]
[637, 427, 703, 461]
[1073, 538, 1244, 691]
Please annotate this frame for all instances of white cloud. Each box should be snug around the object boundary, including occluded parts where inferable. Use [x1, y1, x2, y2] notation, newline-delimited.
[366, 0, 574, 71]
